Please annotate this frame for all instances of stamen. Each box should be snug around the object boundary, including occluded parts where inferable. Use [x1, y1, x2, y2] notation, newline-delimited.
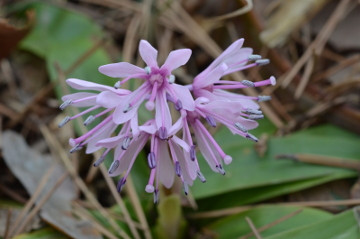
[144, 66, 151, 74]
[175, 161, 181, 177]
[224, 155, 233, 164]
[154, 189, 159, 204]
[70, 143, 83, 153]
[257, 95, 272, 102]
[246, 133, 258, 142]
[145, 184, 154, 193]
[84, 115, 95, 126]
[168, 75, 175, 84]
[121, 136, 131, 150]
[183, 183, 189, 195]
[175, 100, 183, 111]
[147, 152, 156, 169]
[244, 109, 262, 115]
[116, 177, 127, 192]
[190, 145, 196, 161]
[248, 114, 264, 120]
[109, 160, 120, 174]
[114, 81, 121, 89]
[255, 59, 270, 66]
[241, 80, 255, 87]
[216, 164, 226, 175]
[93, 148, 111, 167]
[197, 171, 206, 183]
[58, 116, 71, 128]
[206, 116, 217, 127]
[59, 100, 72, 110]
[248, 54, 262, 61]
[123, 104, 132, 113]
[158, 127, 168, 140]
[235, 122, 247, 132]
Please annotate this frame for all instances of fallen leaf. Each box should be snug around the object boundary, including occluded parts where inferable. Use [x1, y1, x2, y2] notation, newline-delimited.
[2, 131, 102, 239]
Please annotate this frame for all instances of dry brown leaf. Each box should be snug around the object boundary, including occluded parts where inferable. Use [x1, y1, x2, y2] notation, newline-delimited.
[259, 0, 328, 47]
[2, 131, 102, 239]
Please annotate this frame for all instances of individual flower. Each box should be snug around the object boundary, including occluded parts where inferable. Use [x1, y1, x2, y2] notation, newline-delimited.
[97, 40, 195, 139]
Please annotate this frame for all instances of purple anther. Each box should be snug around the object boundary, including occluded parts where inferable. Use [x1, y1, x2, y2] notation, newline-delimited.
[241, 80, 255, 88]
[175, 161, 181, 177]
[108, 160, 120, 174]
[206, 116, 217, 127]
[116, 177, 127, 192]
[175, 100, 183, 111]
[121, 136, 131, 150]
[246, 133, 258, 142]
[59, 100, 72, 110]
[190, 145, 196, 161]
[197, 171, 206, 183]
[216, 165, 226, 175]
[147, 152, 156, 169]
[158, 127, 168, 140]
[58, 116, 70, 128]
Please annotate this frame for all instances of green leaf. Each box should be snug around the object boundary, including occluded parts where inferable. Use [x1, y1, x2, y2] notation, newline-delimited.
[18, 1, 114, 98]
[197, 173, 354, 210]
[192, 124, 360, 199]
[206, 206, 333, 239]
[266, 209, 359, 239]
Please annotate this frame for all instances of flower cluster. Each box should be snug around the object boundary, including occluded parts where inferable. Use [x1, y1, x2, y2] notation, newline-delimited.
[59, 39, 275, 202]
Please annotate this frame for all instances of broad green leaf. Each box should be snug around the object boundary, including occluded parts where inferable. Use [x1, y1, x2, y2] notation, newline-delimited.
[266, 209, 359, 239]
[196, 172, 353, 210]
[18, 1, 114, 98]
[13, 228, 68, 239]
[192, 124, 360, 199]
[206, 205, 333, 239]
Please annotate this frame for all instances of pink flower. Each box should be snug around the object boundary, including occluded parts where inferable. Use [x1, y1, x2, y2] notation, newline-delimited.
[59, 39, 276, 202]
[97, 40, 195, 139]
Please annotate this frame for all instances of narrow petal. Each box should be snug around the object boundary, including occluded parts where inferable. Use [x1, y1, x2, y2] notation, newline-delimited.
[160, 49, 192, 73]
[156, 140, 175, 188]
[99, 62, 145, 78]
[155, 90, 172, 130]
[85, 121, 117, 154]
[96, 134, 124, 148]
[66, 78, 130, 94]
[139, 40, 158, 68]
[109, 134, 148, 177]
[97, 91, 125, 108]
[170, 84, 195, 110]
[193, 63, 228, 89]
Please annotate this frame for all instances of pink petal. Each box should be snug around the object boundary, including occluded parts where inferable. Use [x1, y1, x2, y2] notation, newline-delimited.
[85, 121, 117, 154]
[97, 91, 125, 108]
[155, 90, 172, 130]
[66, 78, 112, 92]
[98, 62, 145, 78]
[156, 140, 175, 188]
[62, 92, 97, 107]
[193, 125, 220, 172]
[172, 135, 190, 152]
[110, 134, 148, 177]
[170, 84, 195, 110]
[160, 49, 192, 73]
[139, 124, 157, 134]
[130, 114, 139, 137]
[96, 134, 124, 148]
[193, 63, 228, 89]
[207, 38, 244, 70]
[139, 40, 158, 68]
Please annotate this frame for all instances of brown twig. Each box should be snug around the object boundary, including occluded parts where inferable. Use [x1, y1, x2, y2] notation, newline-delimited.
[276, 153, 360, 171]
[7, 165, 56, 238]
[239, 209, 303, 239]
[281, 0, 351, 88]
[12, 172, 69, 236]
[3, 209, 12, 239]
[245, 217, 262, 239]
